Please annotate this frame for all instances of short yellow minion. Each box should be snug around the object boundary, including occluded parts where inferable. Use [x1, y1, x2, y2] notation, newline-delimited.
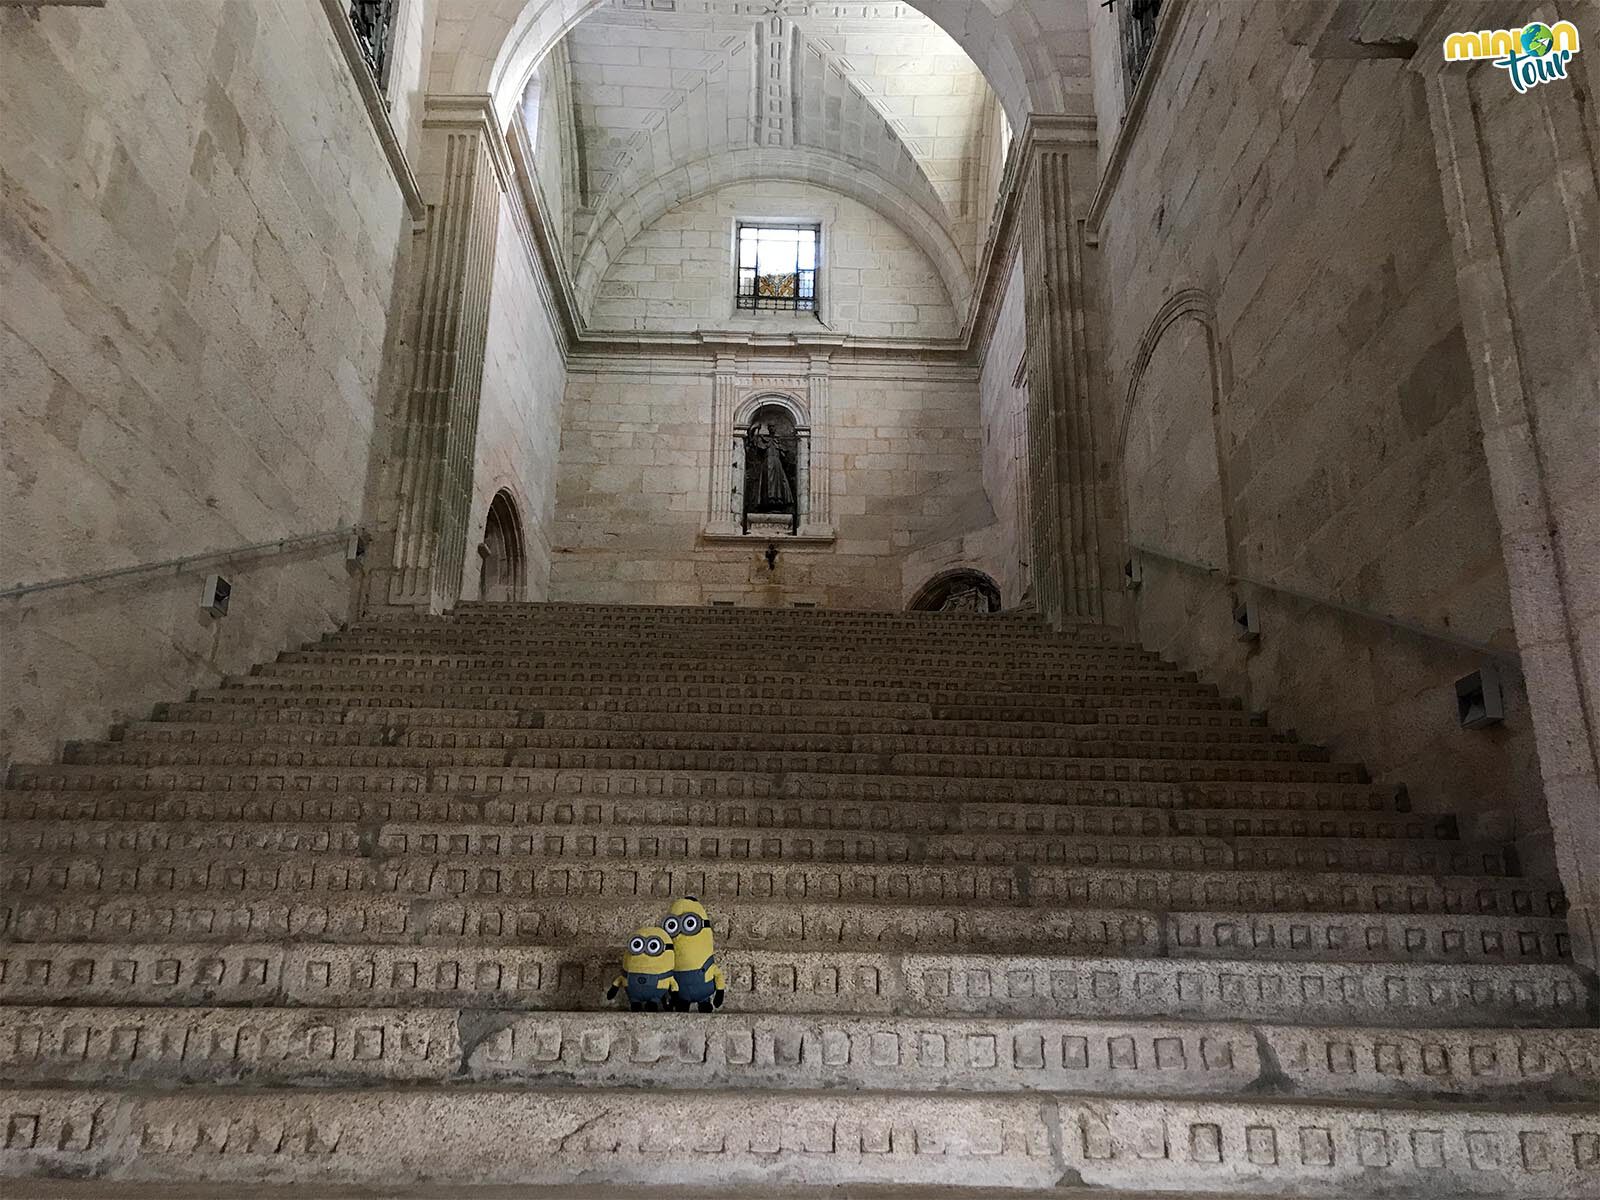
[662, 897, 725, 1012]
[606, 925, 678, 1011]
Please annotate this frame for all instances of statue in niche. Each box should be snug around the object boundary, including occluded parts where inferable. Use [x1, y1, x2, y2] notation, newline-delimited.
[743, 409, 800, 533]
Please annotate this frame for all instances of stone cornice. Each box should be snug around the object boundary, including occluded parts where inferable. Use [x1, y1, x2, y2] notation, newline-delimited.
[423, 93, 516, 193]
[966, 113, 1098, 362]
[318, 0, 425, 221]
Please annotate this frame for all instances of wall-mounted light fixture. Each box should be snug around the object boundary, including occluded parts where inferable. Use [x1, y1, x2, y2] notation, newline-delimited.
[346, 531, 368, 568]
[1124, 558, 1143, 590]
[1232, 598, 1259, 642]
[200, 574, 231, 618]
[1456, 665, 1505, 729]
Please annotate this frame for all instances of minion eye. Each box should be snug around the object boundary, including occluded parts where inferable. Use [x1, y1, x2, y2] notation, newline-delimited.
[663, 917, 679, 934]
[629, 938, 645, 954]
[682, 915, 700, 933]
[646, 938, 662, 955]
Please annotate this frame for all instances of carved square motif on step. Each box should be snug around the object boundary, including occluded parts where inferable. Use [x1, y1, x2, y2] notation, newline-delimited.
[1297, 1126, 1334, 1168]
[1466, 1130, 1501, 1170]
[1189, 1123, 1222, 1164]
[1078, 1113, 1114, 1160]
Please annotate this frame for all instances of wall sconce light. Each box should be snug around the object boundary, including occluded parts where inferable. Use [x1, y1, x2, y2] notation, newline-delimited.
[346, 532, 368, 568]
[1232, 598, 1259, 642]
[765, 544, 779, 571]
[1124, 558, 1143, 590]
[200, 574, 232, 618]
[1456, 665, 1505, 729]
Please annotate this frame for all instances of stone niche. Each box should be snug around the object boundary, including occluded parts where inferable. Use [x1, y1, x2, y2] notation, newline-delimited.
[704, 371, 836, 544]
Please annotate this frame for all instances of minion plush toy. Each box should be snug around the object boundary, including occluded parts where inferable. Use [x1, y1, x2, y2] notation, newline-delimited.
[662, 897, 725, 1012]
[606, 926, 678, 1011]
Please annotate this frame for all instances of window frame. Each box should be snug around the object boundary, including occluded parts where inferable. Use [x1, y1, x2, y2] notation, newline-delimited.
[733, 221, 822, 316]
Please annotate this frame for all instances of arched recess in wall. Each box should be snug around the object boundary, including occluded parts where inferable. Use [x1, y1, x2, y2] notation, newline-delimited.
[722, 392, 818, 536]
[1118, 288, 1237, 578]
[478, 489, 528, 602]
[908, 569, 1003, 613]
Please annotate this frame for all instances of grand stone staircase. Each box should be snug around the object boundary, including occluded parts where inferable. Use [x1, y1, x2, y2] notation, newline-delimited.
[2, 601, 1596, 1196]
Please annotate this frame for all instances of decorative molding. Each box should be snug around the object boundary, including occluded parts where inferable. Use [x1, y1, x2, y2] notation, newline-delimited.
[966, 113, 1098, 360]
[424, 93, 515, 192]
[386, 118, 503, 608]
[317, 0, 425, 221]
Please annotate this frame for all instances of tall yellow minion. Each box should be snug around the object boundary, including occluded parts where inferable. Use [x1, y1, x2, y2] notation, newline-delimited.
[662, 897, 725, 1012]
[606, 925, 678, 1011]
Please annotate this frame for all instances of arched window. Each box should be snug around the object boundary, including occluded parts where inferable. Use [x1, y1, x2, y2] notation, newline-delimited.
[477, 490, 527, 602]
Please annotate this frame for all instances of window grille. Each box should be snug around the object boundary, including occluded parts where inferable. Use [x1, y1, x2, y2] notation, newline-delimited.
[1119, 0, 1163, 96]
[348, 0, 398, 91]
[736, 224, 818, 312]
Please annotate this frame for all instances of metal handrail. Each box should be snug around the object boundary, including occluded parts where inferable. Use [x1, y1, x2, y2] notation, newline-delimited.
[1, 527, 359, 601]
[1128, 542, 1522, 668]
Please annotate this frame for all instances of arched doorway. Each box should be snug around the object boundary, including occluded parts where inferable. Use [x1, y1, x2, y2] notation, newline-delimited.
[909, 569, 1003, 613]
[477, 490, 527, 602]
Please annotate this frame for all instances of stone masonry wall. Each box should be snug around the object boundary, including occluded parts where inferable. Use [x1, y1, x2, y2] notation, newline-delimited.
[0, 2, 413, 764]
[975, 254, 1031, 607]
[550, 360, 984, 607]
[589, 180, 958, 338]
[462, 200, 567, 601]
[1095, 1, 1544, 859]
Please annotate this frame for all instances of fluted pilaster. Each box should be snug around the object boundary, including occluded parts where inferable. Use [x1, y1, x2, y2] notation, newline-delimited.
[1019, 119, 1102, 625]
[388, 97, 506, 610]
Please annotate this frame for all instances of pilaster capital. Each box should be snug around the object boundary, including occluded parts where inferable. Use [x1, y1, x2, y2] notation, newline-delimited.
[423, 93, 513, 193]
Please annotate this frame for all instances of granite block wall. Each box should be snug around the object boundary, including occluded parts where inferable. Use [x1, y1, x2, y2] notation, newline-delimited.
[0, 0, 415, 763]
[589, 180, 958, 338]
[550, 361, 986, 608]
[1093, 0, 1543, 856]
[462, 200, 567, 601]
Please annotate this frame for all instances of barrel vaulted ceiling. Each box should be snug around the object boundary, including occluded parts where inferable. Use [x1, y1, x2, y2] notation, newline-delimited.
[519, 0, 1009, 327]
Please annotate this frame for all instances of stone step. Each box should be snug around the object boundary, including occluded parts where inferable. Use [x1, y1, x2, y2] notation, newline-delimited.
[2, 1085, 1596, 1196]
[0, 792, 1454, 845]
[120, 716, 1293, 751]
[189, 685, 1246, 720]
[152, 698, 1267, 733]
[308, 633, 1152, 662]
[440, 601, 1063, 628]
[296, 643, 1169, 671]
[4, 1006, 1596, 1102]
[4, 817, 1503, 891]
[48, 743, 1364, 786]
[2, 846, 1556, 917]
[0, 792, 1419, 845]
[2, 942, 1589, 1026]
[249, 658, 1204, 690]
[0, 764, 1395, 813]
[5, 890, 1571, 964]
[100, 723, 1318, 761]
[373, 604, 1054, 625]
